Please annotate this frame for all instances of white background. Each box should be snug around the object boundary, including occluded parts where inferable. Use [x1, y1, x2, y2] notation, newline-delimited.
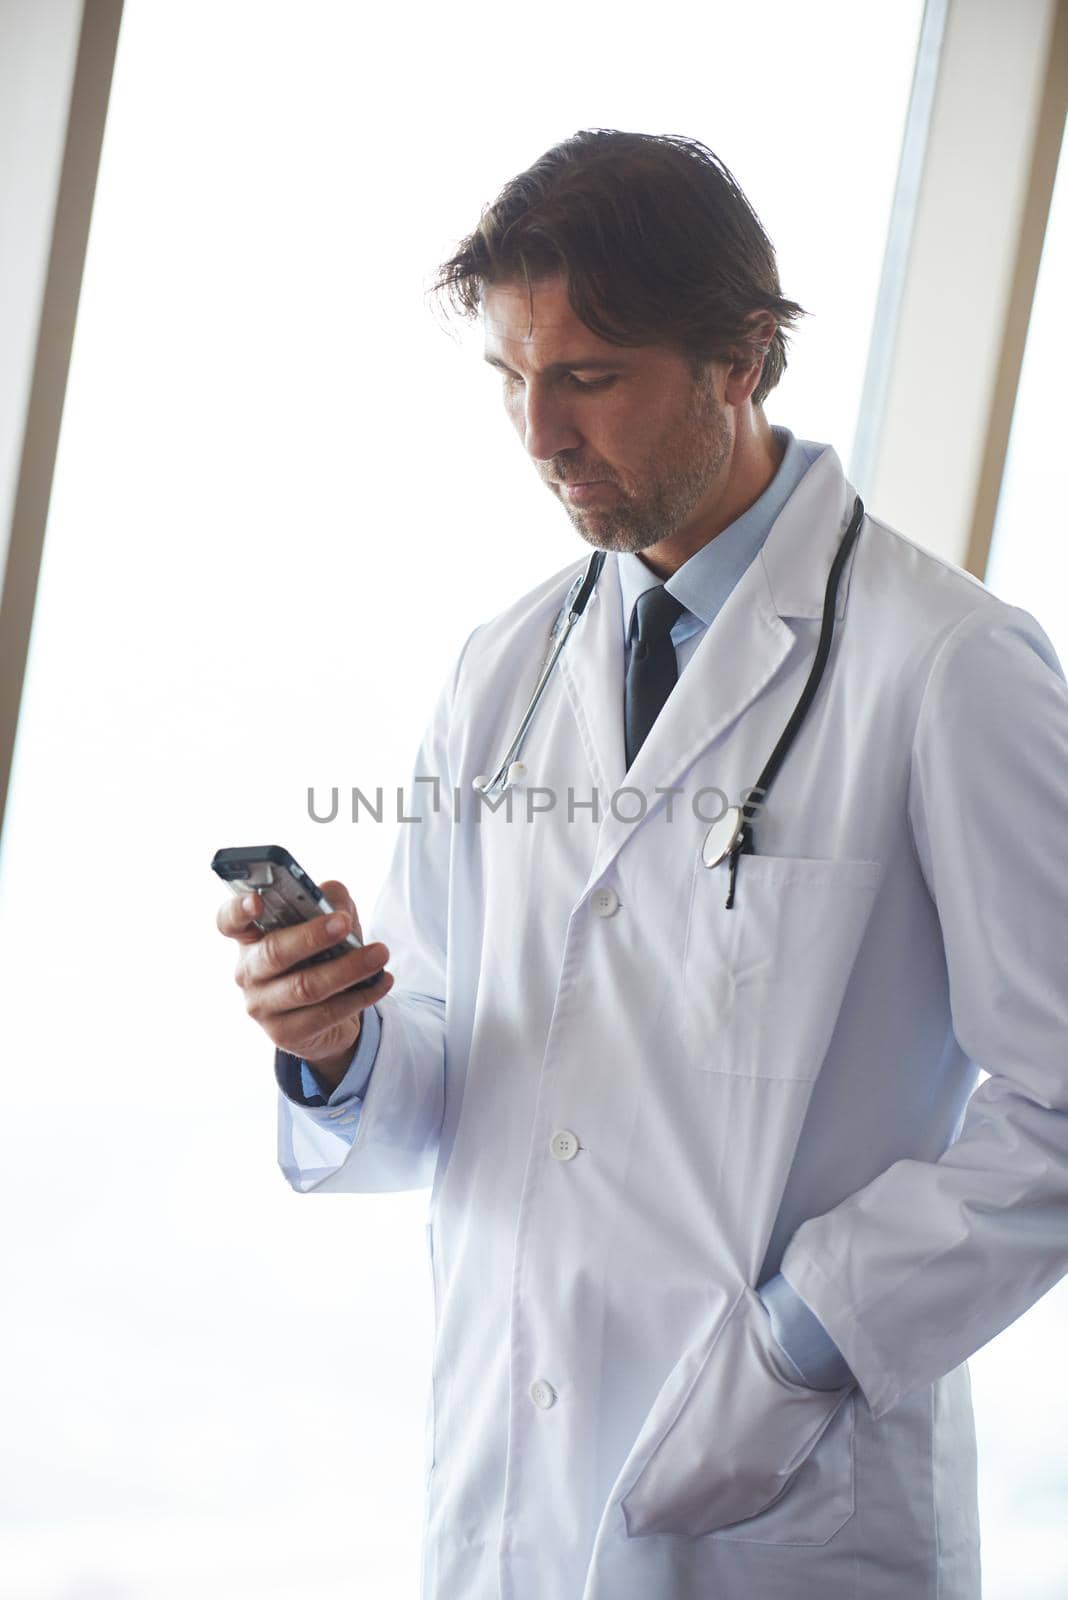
[3, 3, 1064, 1596]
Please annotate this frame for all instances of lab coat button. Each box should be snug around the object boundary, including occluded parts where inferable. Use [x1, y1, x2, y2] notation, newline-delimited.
[529, 1379, 557, 1410]
[591, 887, 619, 917]
[550, 1130, 580, 1162]
[337, 1114, 357, 1125]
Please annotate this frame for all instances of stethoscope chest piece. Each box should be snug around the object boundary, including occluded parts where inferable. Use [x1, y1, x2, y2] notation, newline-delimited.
[701, 805, 745, 870]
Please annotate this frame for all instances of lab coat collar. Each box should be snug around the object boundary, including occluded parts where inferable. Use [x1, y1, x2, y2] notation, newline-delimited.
[759, 442, 857, 622]
[556, 442, 862, 886]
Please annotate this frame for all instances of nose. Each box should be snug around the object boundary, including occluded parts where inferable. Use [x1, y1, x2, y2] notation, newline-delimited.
[517, 381, 582, 462]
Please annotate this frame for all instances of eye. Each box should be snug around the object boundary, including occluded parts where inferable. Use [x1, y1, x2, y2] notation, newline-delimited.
[569, 374, 616, 390]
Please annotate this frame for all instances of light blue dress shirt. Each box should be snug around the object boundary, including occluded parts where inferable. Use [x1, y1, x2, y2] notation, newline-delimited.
[275, 424, 853, 1391]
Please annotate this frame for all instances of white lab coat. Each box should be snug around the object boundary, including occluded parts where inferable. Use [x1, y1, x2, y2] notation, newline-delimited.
[279, 442, 1068, 1599]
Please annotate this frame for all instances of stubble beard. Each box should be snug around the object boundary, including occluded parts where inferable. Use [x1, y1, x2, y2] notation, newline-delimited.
[560, 371, 733, 556]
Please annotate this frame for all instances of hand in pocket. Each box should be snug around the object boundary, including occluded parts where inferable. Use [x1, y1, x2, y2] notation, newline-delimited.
[619, 1285, 853, 1539]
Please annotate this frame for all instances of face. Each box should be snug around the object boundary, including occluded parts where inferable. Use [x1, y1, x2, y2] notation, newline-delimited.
[482, 276, 735, 562]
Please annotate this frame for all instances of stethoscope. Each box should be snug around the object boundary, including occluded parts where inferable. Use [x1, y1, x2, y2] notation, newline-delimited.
[473, 495, 865, 909]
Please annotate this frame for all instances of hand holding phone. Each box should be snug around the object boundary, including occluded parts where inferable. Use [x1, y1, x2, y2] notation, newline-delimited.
[213, 845, 393, 1084]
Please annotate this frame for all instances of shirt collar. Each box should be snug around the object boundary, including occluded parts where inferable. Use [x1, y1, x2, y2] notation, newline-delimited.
[616, 425, 817, 638]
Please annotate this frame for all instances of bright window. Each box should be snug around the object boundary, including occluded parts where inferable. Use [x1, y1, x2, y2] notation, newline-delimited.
[985, 119, 1067, 655]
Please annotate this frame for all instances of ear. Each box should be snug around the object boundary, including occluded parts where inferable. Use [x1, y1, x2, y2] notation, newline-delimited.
[722, 311, 777, 408]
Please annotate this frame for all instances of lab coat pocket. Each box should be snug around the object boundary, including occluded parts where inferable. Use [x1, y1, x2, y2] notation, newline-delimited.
[681, 851, 883, 1077]
[619, 1285, 854, 1545]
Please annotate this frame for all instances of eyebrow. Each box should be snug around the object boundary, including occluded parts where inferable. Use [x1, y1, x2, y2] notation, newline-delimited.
[482, 354, 624, 375]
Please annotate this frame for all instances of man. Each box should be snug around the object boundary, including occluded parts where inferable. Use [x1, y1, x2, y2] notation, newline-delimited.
[217, 131, 1068, 1598]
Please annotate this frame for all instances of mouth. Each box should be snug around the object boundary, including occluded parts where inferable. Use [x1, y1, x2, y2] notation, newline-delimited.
[560, 481, 617, 504]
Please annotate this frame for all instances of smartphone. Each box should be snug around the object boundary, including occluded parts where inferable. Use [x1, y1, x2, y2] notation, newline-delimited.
[211, 845, 383, 990]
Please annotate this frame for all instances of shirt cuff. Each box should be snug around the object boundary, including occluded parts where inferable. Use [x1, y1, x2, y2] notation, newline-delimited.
[275, 1005, 383, 1124]
[757, 1272, 853, 1390]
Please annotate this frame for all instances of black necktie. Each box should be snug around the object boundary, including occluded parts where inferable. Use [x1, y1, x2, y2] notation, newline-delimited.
[625, 585, 686, 770]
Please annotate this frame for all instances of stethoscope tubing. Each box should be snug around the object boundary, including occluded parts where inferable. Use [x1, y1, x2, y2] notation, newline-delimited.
[473, 550, 606, 795]
[473, 495, 864, 909]
[723, 493, 864, 906]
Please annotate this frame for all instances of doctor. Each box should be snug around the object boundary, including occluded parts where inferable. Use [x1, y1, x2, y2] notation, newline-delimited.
[218, 130, 1068, 1598]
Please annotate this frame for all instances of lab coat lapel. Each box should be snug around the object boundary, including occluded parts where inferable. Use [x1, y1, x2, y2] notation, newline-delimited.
[586, 555, 796, 885]
[558, 445, 858, 890]
[557, 550, 628, 799]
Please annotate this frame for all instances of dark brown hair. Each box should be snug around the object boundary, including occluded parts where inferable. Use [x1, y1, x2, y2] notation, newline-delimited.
[431, 129, 807, 409]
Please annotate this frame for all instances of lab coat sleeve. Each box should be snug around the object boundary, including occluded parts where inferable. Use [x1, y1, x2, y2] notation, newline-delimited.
[779, 603, 1068, 1420]
[276, 627, 479, 1196]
